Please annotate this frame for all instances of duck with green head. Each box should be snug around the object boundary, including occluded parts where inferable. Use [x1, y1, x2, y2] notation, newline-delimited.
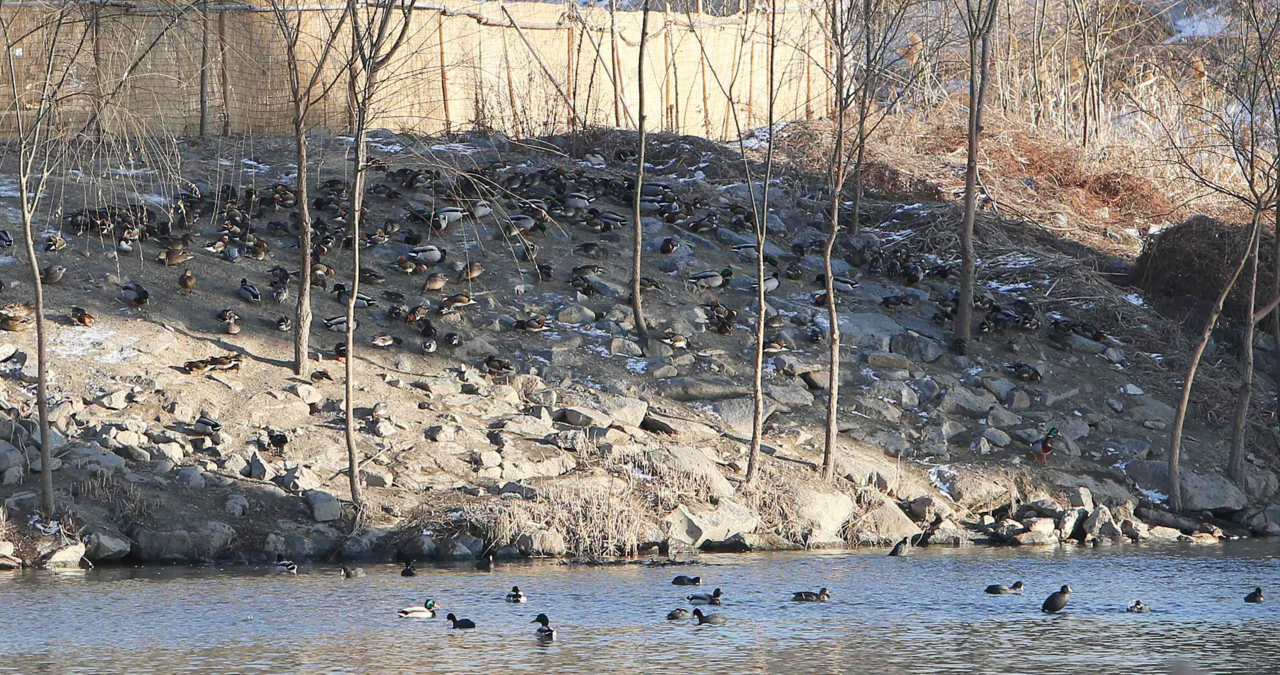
[398, 599, 437, 618]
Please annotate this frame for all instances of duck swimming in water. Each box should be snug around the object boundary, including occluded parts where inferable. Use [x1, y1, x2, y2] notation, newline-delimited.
[692, 609, 726, 625]
[667, 608, 692, 620]
[274, 554, 297, 575]
[1042, 585, 1072, 613]
[446, 613, 476, 629]
[398, 599, 436, 618]
[888, 537, 910, 557]
[985, 581, 1025, 595]
[687, 588, 723, 605]
[340, 565, 366, 579]
[506, 586, 527, 603]
[476, 555, 494, 571]
[1246, 587, 1265, 603]
[1127, 600, 1150, 613]
[792, 588, 830, 602]
[531, 613, 556, 640]
[401, 561, 418, 577]
[671, 575, 701, 586]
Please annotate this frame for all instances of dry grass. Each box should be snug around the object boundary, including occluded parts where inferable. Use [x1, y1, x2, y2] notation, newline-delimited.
[69, 473, 152, 529]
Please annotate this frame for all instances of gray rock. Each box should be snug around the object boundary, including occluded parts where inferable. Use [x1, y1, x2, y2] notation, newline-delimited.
[98, 390, 130, 411]
[1013, 530, 1059, 546]
[1103, 347, 1126, 364]
[560, 407, 614, 427]
[939, 387, 998, 418]
[225, 493, 250, 516]
[982, 428, 1012, 447]
[1008, 390, 1032, 411]
[847, 491, 920, 546]
[1072, 486, 1095, 512]
[662, 500, 759, 549]
[63, 447, 127, 474]
[869, 380, 919, 409]
[987, 406, 1022, 428]
[595, 396, 648, 427]
[360, 466, 393, 488]
[941, 420, 966, 440]
[937, 472, 1013, 511]
[1130, 399, 1176, 424]
[399, 535, 437, 560]
[1084, 505, 1123, 539]
[175, 467, 206, 488]
[515, 530, 568, 557]
[1106, 398, 1124, 413]
[838, 313, 904, 350]
[981, 378, 1017, 401]
[222, 454, 248, 476]
[304, 490, 342, 522]
[661, 445, 735, 496]
[85, 531, 131, 562]
[914, 378, 941, 401]
[587, 276, 629, 299]
[1122, 383, 1144, 396]
[1066, 334, 1107, 354]
[1057, 507, 1087, 540]
[866, 352, 912, 370]
[245, 451, 276, 481]
[854, 395, 902, 423]
[712, 397, 777, 437]
[291, 383, 323, 406]
[890, 332, 942, 363]
[2, 467, 21, 485]
[556, 304, 597, 324]
[609, 338, 644, 357]
[792, 486, 855, 545]
[37, 542, 86, 569]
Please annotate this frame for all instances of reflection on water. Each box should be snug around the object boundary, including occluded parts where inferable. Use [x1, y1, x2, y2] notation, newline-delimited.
[2, 541, 1278, 674]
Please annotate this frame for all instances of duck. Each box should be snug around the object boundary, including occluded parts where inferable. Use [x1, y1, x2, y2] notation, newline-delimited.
[271, 284, 289, 304]
[667, 608, 692, 620]
[194, 416, 222, 435]
[41, 265, 66, 284]
[398, 599, 436, 618]
[445, 613, 476, 629]
[178, 269, 196, 295]
[513, 316, 548, 333]
[157, 248, 194, 266]
[1030, 428, 1060, 464]
[661, 331, 689, 350]
[505, 586, 527, 603]
[457, 262, 484, 282]
[421, 272, 447, 294]
[692, 609, 726, 625]
[762, 340, 790, 354]
[752, 272, 780, 294]
[687, 588, 723, 605]
[660, 237, 680, 254]
[1042, 585, 1072, 613]
[274, 554, 297, 574]
[70, 306, 95, 327]
[672, 575, 701, 586]
[476, 554, 494, 571]
[689, 269, 733, 289]
[323, 316, 355, 333]
[238, 279, 261, 303]
[791, 588, 830, 602]
[888, 536, 910, 557]
[574, 242, 610, 259]
[0, 315, 33, 332]
[470, 200, 493, 219]
[411, 245, 446, 264]
[44, 234, 66, 252]
[1246, 587, 1265, 603]
[401, 561, 418, 577]
[483, 355, 513, 376]
[276, 316, 293, 332]
[1011, 362, 1042, 382]
[531, 613, 556, 639]
[503, 214, 545, 238]
[340, 565, 366, 579]
[985, 581, 1024, 595]
[1127, 600, 1150, 613]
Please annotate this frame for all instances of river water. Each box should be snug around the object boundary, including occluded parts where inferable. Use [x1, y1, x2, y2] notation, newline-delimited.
[2, 541, 1278, 674]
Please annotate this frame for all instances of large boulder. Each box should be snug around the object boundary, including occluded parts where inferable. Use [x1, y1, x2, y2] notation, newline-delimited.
[130, 522, 236, 563]
[1083, 505, 1124, 539]
[398, 534, 438, 560]
[594, 396, 649, 427]
[791, 486, 855, 545]
[1125, 461, 1247, 514]
[661, 500, 759, 549]
[936, 470, 1014, 512]
[37, 542, 86, 569]
[658, 446, 735, 497]
[837, 313, 904, 350]
[848, 492, 921, 546]
[304, 490, 342, 522]
[85, 531, 132, 562]
[938, 387, 998, 418]
[711, 397, 778, 437]
[515, 530, 568, 557]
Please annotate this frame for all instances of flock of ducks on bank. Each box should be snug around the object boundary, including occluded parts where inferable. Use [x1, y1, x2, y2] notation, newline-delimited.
[274, 555, 1267, 637]
[7, 154, 1107, 405]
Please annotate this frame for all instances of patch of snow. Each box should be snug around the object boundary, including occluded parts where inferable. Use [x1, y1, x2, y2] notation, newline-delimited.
[241, 159, 271, 173]
[133, 193, 169, 207]
[429, 142, 480, 155]
[1124, 293, 1146, 307]
[50, 326, 139, 363]
[368, 142, 405, 154]
[0, 176, 21, 198]
[1164, 10, 1229, 44]
[626, 358, 648, 374]
[1138, 487, 1168, 503]
[987, 252, 1037, 269]
[111, 166, 154, 177]
[0, 207, 21, 224]
[928, 465, 957, 498]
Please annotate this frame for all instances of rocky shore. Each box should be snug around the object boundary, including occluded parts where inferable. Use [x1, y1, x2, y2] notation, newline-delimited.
[0, 130, 1277, 570]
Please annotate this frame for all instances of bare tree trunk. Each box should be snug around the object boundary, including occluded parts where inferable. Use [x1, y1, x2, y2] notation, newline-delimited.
[21, 206, 51, 514]
[1169, 216, 1260, 510]
[953, 15, 996, 353]
[294, 117, 313, 376]
[744, 0, 777, 486]
[820, 5, 845, 483]
[630, 0, 650, 339]
[345, 120, 365, 508]
[199, 0, 209, 137]
[1229, 210, 1262, 485]
[1274, 203, 1280, 406]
